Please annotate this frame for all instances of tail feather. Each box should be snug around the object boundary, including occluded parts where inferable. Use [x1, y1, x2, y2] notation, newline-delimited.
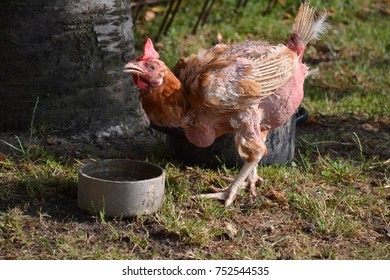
[292, 2, 328, 46]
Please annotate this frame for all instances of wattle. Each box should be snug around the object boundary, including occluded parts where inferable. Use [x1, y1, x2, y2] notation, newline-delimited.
[133, 76, 148, 90]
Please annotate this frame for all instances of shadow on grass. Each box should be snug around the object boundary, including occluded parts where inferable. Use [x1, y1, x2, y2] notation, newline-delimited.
[2, 112, 388, 223]
[296, 113, 390, 162]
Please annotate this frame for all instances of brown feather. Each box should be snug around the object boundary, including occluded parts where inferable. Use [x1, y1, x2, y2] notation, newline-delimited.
[140, 70, 187, 127]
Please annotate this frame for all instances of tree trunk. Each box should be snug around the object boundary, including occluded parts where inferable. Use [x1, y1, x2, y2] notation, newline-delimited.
[0, 0, 138, 134]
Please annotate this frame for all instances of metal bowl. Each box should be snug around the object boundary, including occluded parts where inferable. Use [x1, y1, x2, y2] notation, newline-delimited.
[77, 159, 165, 217]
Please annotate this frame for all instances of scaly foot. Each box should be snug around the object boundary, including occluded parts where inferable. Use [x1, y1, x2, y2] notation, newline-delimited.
[193, 162, 262, 207]
[207, 171, 264, 196]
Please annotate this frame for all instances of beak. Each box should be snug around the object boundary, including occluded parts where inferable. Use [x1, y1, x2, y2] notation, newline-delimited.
[123, 62, 144, 75]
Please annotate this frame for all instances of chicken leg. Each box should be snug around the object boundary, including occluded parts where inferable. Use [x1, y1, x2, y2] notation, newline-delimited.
[198, 160, 262, 206]
[196, 123, 268, 207]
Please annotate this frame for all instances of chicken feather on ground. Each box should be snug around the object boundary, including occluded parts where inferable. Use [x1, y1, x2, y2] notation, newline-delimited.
[124, 3, 328, 207]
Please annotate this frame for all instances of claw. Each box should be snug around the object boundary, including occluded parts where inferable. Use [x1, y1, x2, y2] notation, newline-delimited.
[208, 186, 229, 193]
[220, 176, 235, 183]
[194, 188, 238, 207]
[247, 167, 263, 197]
[195, 191, 229, 201]
[192, 161, 261, 207]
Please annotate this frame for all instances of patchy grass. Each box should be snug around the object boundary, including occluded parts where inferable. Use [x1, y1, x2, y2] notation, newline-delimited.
[1, 0, 389, 259]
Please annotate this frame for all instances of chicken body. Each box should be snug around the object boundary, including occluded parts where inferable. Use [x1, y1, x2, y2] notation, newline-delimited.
[175, 41, 305, 148]
[124, 3, 328, 206]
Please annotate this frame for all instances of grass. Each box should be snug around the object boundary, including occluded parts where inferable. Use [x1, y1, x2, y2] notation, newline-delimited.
[1, 0, 389, 259]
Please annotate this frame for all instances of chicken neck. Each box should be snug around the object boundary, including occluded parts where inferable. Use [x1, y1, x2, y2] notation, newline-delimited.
[140, 70, 187, 127]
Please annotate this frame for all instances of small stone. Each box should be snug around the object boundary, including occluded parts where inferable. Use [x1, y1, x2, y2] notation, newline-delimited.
[224, 222, 238, 239]
[47, 136, 60, 145]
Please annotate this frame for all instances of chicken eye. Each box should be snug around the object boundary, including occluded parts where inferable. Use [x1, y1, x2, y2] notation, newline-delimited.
[149, 65, 156, 70]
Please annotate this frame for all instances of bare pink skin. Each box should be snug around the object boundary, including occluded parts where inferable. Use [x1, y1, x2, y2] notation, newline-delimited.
[259, 62, 307, 131]
[182, 39, 307, 149]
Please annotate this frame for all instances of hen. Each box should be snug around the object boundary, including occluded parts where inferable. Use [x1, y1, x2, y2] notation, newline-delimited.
[124, 3, 328, 206]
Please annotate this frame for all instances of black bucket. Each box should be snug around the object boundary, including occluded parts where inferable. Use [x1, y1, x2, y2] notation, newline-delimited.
[152, 108, 308, 168]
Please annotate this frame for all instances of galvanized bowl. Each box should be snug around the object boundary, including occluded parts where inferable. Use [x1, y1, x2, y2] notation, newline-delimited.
[77, 159, 165, 217]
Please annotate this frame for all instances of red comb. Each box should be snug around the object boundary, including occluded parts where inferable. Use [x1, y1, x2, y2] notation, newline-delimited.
[140, 38, 159, 60]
